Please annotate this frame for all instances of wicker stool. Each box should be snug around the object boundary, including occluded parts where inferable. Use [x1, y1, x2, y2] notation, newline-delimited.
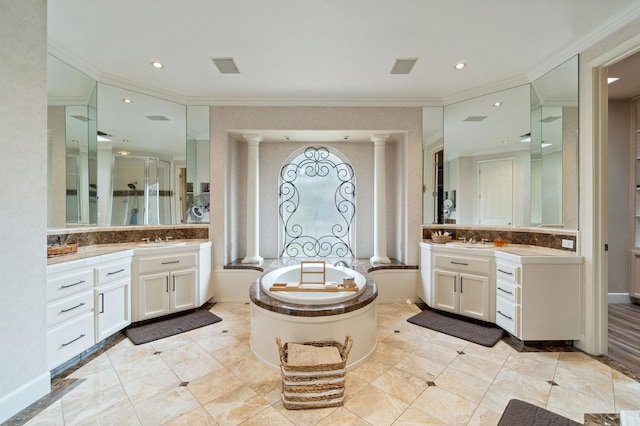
[276, 336, 353, 410]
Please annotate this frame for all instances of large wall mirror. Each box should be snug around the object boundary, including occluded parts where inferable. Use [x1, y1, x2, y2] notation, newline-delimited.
[47, 54, 97, 228]
[424, 55, 579, 230]
[46, 54, 211, 228]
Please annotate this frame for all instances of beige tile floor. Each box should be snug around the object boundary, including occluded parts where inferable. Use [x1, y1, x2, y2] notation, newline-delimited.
[24, 302, 640, 425]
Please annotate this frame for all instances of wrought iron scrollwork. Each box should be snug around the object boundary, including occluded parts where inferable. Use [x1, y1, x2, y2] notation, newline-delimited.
[279, 147, 355, 258]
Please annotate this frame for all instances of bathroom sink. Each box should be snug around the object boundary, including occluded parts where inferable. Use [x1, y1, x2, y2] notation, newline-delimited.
[136, 242, 187, 248]
[445, 242, 495, 249]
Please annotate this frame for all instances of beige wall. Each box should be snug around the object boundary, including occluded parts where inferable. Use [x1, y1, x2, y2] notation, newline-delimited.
[608, 100, 632, 295]
[209, 106, 422, 266]
[0, 1, 50, 422]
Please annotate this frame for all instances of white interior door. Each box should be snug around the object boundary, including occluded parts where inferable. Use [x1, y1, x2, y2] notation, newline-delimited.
[478, 159, 513, 225]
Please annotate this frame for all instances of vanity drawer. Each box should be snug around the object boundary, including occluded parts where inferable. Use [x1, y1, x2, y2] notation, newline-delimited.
[96, 259, 131, 285]
[434, 254, 490, 275]
[496, 263, 520, 284]
[47, 290, 93, 327]
[47, 269, 94, 302]
[496, 280, 518, 304]
[496, 297, 518, 336]
[47, 311, 95, 370]
[138, 253, 197, 274]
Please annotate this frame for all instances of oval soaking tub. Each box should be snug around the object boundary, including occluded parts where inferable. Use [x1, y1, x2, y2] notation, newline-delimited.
[260, 264, 367, 304]
[249, 262, 378, 372]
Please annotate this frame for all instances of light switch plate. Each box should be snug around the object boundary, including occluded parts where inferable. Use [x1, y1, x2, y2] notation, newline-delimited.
[562, 239, 574, 249]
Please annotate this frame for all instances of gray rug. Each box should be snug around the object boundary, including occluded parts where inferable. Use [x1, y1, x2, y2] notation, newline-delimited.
[498, 399, 581, 425]
[407, 308, 503, 347]
[125, 310, 222, 345]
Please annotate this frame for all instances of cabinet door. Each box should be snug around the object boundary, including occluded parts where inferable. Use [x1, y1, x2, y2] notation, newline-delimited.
[139, 272, 170, 320]
[171, 268, 197, 312]
[433, 269, 458, 314]
[96, 279, 131, 342]
[459, 273, 490, 321]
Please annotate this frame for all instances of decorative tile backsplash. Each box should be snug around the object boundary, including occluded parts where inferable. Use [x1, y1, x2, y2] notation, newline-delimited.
[422, 225, 577, 252]
[47, 225, 209, 247]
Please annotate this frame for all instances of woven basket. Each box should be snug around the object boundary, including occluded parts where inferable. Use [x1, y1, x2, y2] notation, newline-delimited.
[276, 336, 353, 410]
[431, 235, 452, 244]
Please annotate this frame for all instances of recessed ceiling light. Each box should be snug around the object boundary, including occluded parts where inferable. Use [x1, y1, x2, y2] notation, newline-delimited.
[343, 136, 349, 140]
[151, 61, 164, 69]
[285, 136, 290, 140]
[493, 102, 502, 107]
[608, 77, 620, 84]
[118, 150, 130, 155]
[122, 98, 132, 103]
[502, 140, 509, 144]
[122, 139, 129, 143]
[455, 62, 466, 70]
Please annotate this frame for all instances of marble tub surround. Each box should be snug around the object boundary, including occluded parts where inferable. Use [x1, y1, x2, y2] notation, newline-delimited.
[225, 257, 417, 273]
[249, 279, 377, 317]
[422, 224, 578, 252]
[47, 224, 209, 248]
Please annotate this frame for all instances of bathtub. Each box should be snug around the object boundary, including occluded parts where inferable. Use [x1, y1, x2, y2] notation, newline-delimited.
[260, 263, 366, 304]
[249, 261, 378, 371]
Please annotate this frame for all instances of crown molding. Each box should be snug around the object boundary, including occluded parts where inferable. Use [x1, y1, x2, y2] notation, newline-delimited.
[442, 75, 530, 106]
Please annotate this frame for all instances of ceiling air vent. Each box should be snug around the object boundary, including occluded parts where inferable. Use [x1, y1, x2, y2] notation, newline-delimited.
[211, 57, 240, 74]
[145, 115, 170, 121]
[463, 116, 488, 122]
[390, 58, 418, 74]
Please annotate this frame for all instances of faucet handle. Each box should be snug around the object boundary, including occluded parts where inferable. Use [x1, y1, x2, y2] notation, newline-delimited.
[458, 237, 466, 243]
[481, 238, 490, 244]
[141, 237, 150, 243]
[165, 236, 173, 241]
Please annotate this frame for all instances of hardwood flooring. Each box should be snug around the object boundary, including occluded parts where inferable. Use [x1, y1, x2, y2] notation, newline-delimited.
[608, 302, 640, 374]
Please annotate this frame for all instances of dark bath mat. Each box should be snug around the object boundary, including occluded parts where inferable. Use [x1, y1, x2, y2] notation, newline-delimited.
[407, 308, 503, 347]
[497, 399, 581, 425]
[125, 310, 222, 345]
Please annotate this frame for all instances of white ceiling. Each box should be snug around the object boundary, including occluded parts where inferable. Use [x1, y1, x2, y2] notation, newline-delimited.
[47, 0, 640, 106]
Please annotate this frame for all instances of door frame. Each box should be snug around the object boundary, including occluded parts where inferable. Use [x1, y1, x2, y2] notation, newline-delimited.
[582, 33, 640, 355]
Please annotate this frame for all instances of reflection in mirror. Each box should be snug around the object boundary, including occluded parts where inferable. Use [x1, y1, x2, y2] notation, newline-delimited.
[443, 85, 530, 226]
[47, 54, 98, 227]
[186, 106, 210, 224]
[530, 55, 579, 229]
[97, 84, 186, 226]
[422, 107, 444, 224]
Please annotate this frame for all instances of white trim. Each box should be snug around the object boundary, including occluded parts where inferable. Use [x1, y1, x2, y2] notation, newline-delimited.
[0, 371, 50, 424]
[581, 32, 640, 356]
[608, 293, 631, 304]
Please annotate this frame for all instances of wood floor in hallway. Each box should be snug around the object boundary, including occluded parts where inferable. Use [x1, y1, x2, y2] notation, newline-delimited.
[608, 302, 640, 374]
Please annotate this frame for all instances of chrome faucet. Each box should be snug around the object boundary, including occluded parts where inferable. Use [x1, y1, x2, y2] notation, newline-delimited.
[334, 260, 351, 268]
[469, 237, 476, 244]
[154, 236, 163, 243]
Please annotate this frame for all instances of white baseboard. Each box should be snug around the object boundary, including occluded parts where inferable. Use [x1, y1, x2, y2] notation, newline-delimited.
[608, 293, 631, 304]
[0, 371, 50, 423]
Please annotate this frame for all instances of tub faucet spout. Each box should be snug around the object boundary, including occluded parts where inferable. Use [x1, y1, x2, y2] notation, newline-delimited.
[334, 260, 351, 268]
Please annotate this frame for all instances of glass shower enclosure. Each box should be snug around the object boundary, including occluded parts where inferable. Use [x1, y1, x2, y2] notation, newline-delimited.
[110, 155, 172, 225]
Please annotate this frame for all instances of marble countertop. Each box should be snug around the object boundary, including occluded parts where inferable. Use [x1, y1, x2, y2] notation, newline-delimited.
[47, 239, 210, 266]
[420, 240, 583, 264]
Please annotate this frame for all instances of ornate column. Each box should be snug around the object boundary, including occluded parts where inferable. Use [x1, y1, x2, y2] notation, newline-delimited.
[242, 134, 263, 264]
[371, 134, 391, 264]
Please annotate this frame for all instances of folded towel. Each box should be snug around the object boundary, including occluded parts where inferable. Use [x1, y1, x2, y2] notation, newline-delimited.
[288, 344, 342, 366]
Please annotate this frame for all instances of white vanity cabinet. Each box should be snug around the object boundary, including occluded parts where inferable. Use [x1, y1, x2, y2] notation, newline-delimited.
[132, 249, 199, 321]
[495, 254, 582, 340]
[94, 259, 131, 342]
[432, 253, 492, 321]
[46, 264, 95, 370]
